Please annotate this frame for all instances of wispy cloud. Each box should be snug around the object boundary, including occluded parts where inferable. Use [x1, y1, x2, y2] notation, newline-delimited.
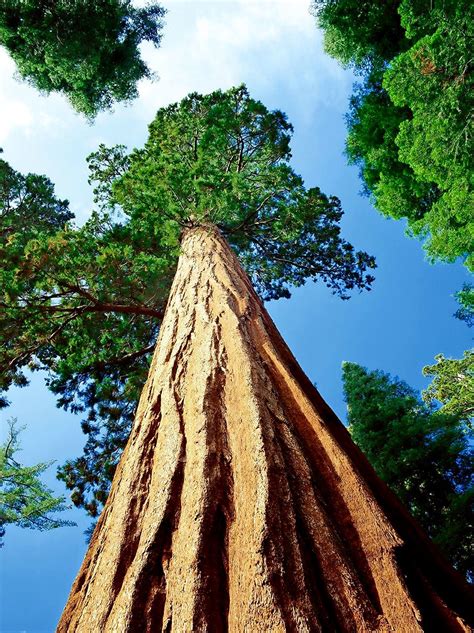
[136, 1, 348, 120]
[0, 52, 34, 143]
[0, 49, 75, 145]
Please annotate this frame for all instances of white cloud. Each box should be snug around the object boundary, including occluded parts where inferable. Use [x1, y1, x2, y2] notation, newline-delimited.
[0, 49, 73, 146]
[0, 94, 33, 144]
[136, 1, 349, 121]
[0, 53, 34, 142]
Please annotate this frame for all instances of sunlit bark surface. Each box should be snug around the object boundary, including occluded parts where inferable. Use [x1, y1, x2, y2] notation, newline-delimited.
[58, 225, 473, 632]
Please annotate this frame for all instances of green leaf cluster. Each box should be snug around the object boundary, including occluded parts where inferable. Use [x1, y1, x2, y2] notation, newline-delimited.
[313, 0, 474, 270]
[0, 418, 74, 544]
[454, 284, 474, 328]
[311, 0, 405, 71]
[1, 86, 376, 516]
[0, 0, 165, 117]
[1, 204, 170, 515]
[0, 150, 72, 400]
[95, 86, 376, 300]
[422, 287, 473, 426]
[423, 350, 474, 427]
[342, 361, 474, 581]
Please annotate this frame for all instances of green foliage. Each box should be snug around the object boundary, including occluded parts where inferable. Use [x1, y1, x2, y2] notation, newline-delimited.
[455, 284, 474, 328]
[422, 291, 473, 427]
[1, 86, 376, 516]
[0, 0, 165, 117]
[342, 362, 474, 580]
[0, 418, 74, 544]
[311, 0, 405, 71]
[1, 153, 170, 514]
[1, 206, 170, 515]
[95, 86, 376, 300]
[345, 73, 439, 226]
[0, 149, 73, 405]
[313, 0, 474, 271]
[423, 351, 474, 428]
[384, 2, 474, 268]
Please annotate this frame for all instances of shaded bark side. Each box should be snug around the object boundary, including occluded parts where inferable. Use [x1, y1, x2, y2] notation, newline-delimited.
[58, 225, 473, 632]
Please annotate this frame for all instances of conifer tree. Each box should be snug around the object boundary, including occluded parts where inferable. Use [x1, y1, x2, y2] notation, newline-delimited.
[1, 86, 375, 517]
[0, 418, 73, 544]
[60, 87, 474, 630]
[0, 0, 165, 117]
[343, 361, 474, 581]
[312, 0, 473, 271]
[2, 86, 472, 629]
[422, 285, 474, 428]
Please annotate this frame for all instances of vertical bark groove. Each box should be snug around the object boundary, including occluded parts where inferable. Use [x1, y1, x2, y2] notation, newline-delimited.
[58, 225, 473, 632]
[270, 414, 380, 632]
[265, 377, 384, 620]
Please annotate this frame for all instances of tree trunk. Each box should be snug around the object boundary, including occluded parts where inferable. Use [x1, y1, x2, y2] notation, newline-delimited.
[58, 225, 473, 632]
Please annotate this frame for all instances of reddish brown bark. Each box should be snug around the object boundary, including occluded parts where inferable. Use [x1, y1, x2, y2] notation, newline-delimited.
[58, 225, 473, 632]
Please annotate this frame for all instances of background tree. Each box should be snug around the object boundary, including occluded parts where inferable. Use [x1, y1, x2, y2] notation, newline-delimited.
[0, 0, 165, 117]
[423, 351, 474, 429]
[0, 418, 73, 544]
[0, 85, 376, 519]
[423, 285, 474, 427]
[312, 0, 473, 271]
[0, 149, 73, 409]
[454, 284, 474, 328]
[311, 0, 405, 71]
[342, 361, 474, 580]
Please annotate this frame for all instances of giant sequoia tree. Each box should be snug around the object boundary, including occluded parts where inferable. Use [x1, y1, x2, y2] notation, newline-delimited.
[1, 86, 375, 518]
[2, 87, 473, 629]
[0, 0, 165, 117]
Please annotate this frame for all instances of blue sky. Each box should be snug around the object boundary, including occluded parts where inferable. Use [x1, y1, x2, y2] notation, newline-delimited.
[0, 1, 471, 631]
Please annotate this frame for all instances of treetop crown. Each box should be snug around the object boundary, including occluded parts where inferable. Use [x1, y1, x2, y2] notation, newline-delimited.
[89, 84, 376, 300]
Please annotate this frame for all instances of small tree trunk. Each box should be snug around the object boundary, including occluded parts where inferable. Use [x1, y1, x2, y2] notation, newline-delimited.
[58, 225, 473, 632]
